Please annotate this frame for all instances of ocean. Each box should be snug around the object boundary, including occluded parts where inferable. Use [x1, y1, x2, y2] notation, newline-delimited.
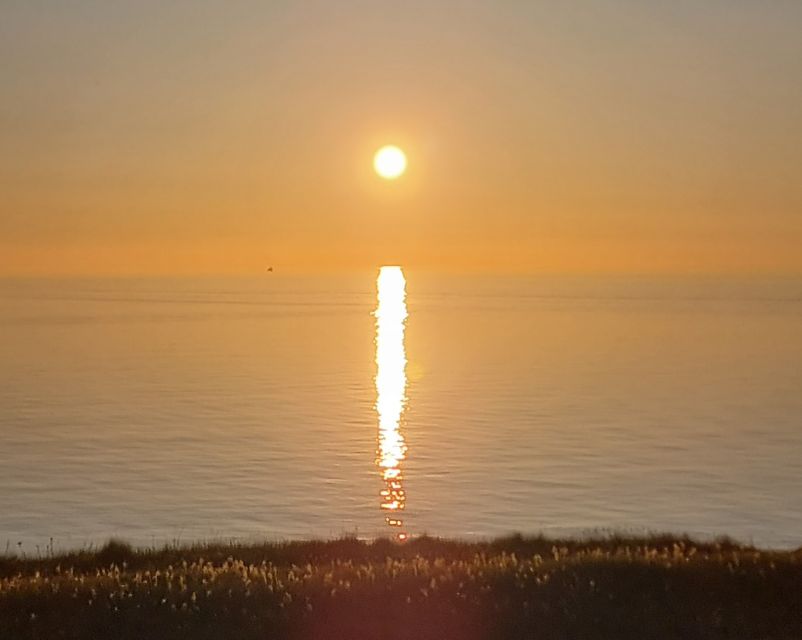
[1, 271, 801, 551]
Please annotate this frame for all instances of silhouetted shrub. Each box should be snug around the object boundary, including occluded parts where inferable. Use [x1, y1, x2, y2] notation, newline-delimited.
[96, 538, 134, 566]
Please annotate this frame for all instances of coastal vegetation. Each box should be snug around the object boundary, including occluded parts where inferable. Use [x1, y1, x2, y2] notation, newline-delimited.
[2, 534, 800, 639]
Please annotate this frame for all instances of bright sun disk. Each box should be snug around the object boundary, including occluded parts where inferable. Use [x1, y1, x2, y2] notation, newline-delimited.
[374, 145, 407, 179]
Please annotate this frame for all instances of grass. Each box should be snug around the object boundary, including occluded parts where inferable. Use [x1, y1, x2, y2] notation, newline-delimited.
[1, 533, 800, 639]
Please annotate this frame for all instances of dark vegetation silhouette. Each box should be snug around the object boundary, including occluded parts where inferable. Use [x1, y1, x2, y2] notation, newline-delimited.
[1, 534, 800, 639]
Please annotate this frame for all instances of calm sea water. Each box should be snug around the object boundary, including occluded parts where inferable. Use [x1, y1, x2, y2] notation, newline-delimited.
[1, 272, 801, 551]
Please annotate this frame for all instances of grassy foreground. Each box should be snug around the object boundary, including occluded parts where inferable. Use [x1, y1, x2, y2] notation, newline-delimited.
[1, 534, 801, 639]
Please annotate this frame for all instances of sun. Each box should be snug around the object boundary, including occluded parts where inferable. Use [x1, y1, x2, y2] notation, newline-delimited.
[374, 145, 407, 180]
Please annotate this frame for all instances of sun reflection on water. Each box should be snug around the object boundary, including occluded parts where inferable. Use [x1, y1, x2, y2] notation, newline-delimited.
[375, 266, 409, 540]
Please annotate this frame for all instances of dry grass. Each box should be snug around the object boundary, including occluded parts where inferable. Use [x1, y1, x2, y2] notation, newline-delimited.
[1, 534, 801, 639]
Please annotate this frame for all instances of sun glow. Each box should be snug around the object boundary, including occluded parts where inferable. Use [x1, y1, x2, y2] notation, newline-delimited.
[374, 266, 409, 539]
[373, 145, 407, 179]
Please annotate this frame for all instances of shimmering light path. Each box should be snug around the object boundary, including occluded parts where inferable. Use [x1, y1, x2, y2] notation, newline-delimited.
[374, 266, 409, 539]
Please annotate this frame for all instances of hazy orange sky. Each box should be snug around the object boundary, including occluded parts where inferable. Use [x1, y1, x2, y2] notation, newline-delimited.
[2, 1, 801, 276]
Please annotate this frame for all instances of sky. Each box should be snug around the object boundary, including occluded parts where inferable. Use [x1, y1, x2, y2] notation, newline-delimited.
[2, 0, 801, 276]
